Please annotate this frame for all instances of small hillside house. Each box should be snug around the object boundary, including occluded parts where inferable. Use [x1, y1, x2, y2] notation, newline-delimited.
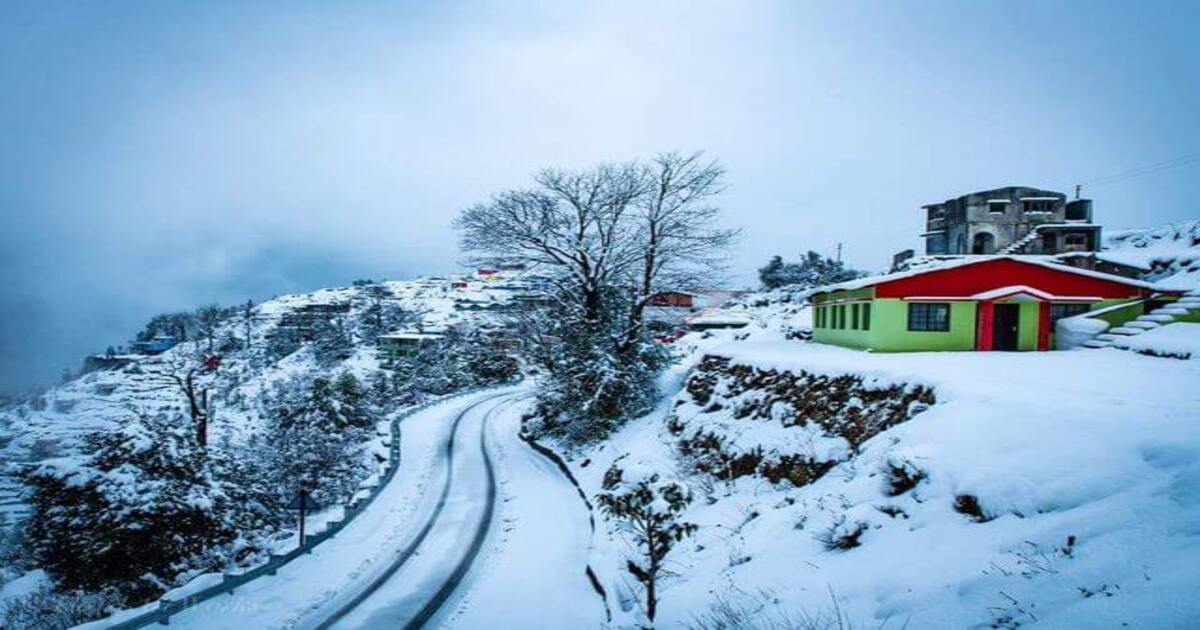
[378, 331, 444, 367]
[810, 257, 1173, 352]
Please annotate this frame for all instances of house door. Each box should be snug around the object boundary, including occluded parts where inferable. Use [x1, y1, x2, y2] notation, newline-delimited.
[993, 304, 1020, 351]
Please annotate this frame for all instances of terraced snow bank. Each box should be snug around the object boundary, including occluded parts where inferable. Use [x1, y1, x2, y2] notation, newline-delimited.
[1111, 322, 1200, 359]
[572, 340, 1200, 628]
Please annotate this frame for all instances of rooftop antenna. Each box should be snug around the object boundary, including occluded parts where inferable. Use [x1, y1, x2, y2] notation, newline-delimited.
[1074, 184, 1081, 199]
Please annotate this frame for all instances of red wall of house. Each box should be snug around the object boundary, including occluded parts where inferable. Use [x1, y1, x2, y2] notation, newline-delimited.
[875, 259, 1153, 299]
[649, 292, 694, 307]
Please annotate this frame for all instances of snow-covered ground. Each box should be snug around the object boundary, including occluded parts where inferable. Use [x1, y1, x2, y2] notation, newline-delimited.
[442, 399, 604, 629]
[569, 336, 1200, 628]
[1111, 321, 1200, 359]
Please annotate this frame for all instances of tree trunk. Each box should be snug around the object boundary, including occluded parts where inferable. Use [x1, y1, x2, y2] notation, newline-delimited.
[197, 388, 208, 447]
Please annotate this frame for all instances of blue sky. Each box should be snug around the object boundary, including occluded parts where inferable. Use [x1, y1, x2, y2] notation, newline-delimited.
[1, 0, 1198, 393]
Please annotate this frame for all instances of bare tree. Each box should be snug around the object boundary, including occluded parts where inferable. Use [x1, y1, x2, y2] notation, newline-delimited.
[456, 152, 736, 332]
[624, 151, 737, 349]
[195, 304, 225, 355]
[141, 352, 214, 447]
[455, 161, 648, 323]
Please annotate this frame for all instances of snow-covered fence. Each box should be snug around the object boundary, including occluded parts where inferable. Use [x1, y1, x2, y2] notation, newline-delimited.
[94, 386, 501, 630]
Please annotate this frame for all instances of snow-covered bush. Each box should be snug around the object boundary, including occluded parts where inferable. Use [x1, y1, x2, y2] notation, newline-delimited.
[1, 584, 121, 630]
[882, 459, 926, 496]
[757, 251, 866, 290]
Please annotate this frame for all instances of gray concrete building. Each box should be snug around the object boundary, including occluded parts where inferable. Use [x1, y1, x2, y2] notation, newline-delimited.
[922, 186, 1100, 256]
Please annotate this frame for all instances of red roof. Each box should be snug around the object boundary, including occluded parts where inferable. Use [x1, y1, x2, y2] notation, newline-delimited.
[815, 257, 1171, 300]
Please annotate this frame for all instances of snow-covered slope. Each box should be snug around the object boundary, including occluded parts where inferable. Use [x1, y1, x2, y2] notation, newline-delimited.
[1102, 220, 1200, 290]
[569, 330, 1200, 628]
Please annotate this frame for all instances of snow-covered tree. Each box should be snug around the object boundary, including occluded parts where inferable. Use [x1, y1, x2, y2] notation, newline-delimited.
[24, 412, 235, 604]
[596, 465, 698, 627]
[263, 376, 374, 506]
[758, 250, 865, 290]
[312, 316, 354, 366]
[357, 282, 420, 338]
[520, 289, 669, 443]
[195, 304, 228, 354]
[455, 152, 732, 439]
[265, 324, 304, 361]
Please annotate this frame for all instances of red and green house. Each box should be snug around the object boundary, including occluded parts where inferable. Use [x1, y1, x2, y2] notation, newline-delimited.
[810, 257, 1176, 352]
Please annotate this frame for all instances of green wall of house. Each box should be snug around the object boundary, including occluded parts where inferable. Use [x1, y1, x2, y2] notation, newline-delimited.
[868, 299, 978, 351]
[811, 295, 1153, 353]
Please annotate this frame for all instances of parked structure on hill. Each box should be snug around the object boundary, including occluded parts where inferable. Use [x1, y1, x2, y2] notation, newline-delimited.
[921, 186, 1099, 257]
[810, 257, 1178, 352]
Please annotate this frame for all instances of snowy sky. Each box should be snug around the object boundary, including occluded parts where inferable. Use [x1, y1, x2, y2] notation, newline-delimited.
[1, 0, 1198, 393]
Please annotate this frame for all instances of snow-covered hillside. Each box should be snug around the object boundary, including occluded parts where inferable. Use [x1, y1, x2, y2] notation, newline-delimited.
[0, 270, 530, 621]
[0, 275, 518, 478]
[1103, 220, 1200, 290]
[568, 328, 1200, 628]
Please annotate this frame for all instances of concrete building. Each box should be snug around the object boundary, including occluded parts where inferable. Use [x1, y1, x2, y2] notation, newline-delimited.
[922, 186, 1100, 256]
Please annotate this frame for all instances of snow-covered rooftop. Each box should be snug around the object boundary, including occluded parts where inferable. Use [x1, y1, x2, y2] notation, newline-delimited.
[811, 255, 1165, 295]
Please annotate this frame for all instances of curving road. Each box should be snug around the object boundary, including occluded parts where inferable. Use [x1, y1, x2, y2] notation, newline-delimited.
[161, 387, 601, 630]
[307, 393, 519, 629]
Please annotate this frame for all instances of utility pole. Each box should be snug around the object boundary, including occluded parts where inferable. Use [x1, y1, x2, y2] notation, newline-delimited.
[1074, 184, 1082, 200]
[835, 242, 843, 263]
[243, 300, 254, 349]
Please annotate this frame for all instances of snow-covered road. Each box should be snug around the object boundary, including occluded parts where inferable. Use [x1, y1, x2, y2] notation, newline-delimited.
[441, 399, 605, 629]
[160, 387, 602, 629]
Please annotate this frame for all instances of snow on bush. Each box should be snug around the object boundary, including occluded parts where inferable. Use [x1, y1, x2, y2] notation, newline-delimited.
[24, 412, 244, 605]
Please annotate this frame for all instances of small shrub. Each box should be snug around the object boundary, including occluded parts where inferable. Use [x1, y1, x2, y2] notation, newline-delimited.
[883, 459, 926, 496]
[815, 516, 867, 551]
[953, 494, 992, 522]
[875, 504, 908, 519]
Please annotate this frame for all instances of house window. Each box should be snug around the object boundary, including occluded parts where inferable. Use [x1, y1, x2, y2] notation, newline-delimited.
[1048, 303, 1091, 324]
[837, 305, 846, 329]
[851, 304, 860, 329]
[818, 306, 826, 328]
[988, 202, 1007, 214]
[908, 302, 950, 332]
[862, 303, 871, 330]
[1023, 200, 1054, 214]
